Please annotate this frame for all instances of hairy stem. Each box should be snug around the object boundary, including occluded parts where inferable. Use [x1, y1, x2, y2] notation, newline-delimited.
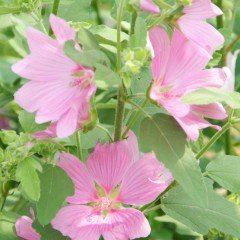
[114, 0, 126, 141]
[122, 99, 148, 139]
[196, 122, 230, 159]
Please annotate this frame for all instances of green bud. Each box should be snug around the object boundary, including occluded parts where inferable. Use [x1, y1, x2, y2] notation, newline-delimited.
[0, 130, 19, 145]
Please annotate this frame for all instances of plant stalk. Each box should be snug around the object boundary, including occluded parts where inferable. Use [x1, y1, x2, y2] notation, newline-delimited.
[76, 131, 83, 161]
[114, 0, 126, 141]
[196, 122, 230, 159]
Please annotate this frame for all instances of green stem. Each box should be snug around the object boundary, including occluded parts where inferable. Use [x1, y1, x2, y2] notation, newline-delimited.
[130, 10, 137, 35]
[224, 129, 232, 155]
[196, 122, 230, 159]
[122, 99, 148, 139]
[143, 204, 162, 214]
[114, 86, 126, 141]
[92, 0, 103, 25]
[49, 0, 61, 35]
[97, 125, 113, 142]
[126, 99, 152, 119]
[216, 0, 223, 29]
[114, 0, 126, 141]
[0, 182, 10, 211]
[76, 131, 83, 161]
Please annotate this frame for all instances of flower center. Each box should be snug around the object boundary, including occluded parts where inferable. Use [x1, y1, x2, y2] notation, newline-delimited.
[96, 197, 112, 210]
[70, 66, 94, 89]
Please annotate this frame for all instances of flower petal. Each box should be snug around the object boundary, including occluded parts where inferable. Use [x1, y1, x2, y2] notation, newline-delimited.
[178, 17, 224, 54]
[173, 112, 220, 141]
[118, 153, 173, 205]
[58, 153, 97, 204]
[103, 208, 151, 240]
[15, 216, 40, 240]
[125, 130, 140, 162]
[183, 0, 222, 19]
[149, 26, 171, 81]
[86, 141, 133, 193]
[51, 205, 102, 240]
[172, 68, 228, 95]
[191, 103, 227, 120]
[25, 27, 58, 54]
[164, 28, 210, 86]
[140, 0, 160, 14]
[49, 14, 76, 45]
[56, 108, 79, 138]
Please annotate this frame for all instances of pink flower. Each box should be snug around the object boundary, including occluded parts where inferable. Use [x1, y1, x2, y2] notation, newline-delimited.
[32, 122, 57, 139]
[12, 14, 96, 138]
[177, 0, 224, 54]
[140, 0, 160, 14]
[15, 209, 40, 240]
[52, 131, 173, 240]
[149, 26, 227, 141]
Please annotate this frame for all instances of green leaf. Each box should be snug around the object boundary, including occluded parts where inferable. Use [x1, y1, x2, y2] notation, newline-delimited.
[64, 41, 110, 67]
[90, 25, 129, 46]
[129, 16, 147, 48]
[94, 64, 121, 89]
[33, 221, 69, 240]
[162, 179, 240, 237]
[36, 165, 74, 225]
[183, 87, 240, 109]
[19, 111, 49, 134]
[0, 211, 19, 240]
[58, 0, 94, 22]
[16, 158, 41, 202]
[77, 28, 100, 50]
[155, 215, 201, 236]
[139, 113, 207, 202]
[206, 155, 240, 193]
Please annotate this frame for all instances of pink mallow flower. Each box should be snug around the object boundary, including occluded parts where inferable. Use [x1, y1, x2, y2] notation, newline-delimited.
[15, 209, 40, 240]
[12, 14, 96, 138]
[177, 0, 224, 54]
[140, 0, 160, 14]
[149, 26, 228, 141]
[52, 132, 173, 240]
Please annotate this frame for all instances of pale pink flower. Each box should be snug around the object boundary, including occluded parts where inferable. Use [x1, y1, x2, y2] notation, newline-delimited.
[15, 209, 40, 240]
[149, 26, 227, 141]
[12, 14, 96, 138]
[140, 0, 160, 14]
[177, 0, 224, 54]
[52, 131, 173, 240]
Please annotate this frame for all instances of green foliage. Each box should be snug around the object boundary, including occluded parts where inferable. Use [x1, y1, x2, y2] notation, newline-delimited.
[162, 179, 240, 237]
[36, 165, 74, 225]
[129, 16, 147, 48]
[206, 155, 240, 193]
[0, 211, 19, 240]
[19, 111, 49, 134]
[183, 87, 240, 109]
[16, 157, 41, 201]
[64, 40, 110, 67]
[140, 113, 207, 202]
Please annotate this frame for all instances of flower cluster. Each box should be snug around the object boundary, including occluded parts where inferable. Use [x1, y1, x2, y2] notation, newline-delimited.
[12, 0, 231, 239]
